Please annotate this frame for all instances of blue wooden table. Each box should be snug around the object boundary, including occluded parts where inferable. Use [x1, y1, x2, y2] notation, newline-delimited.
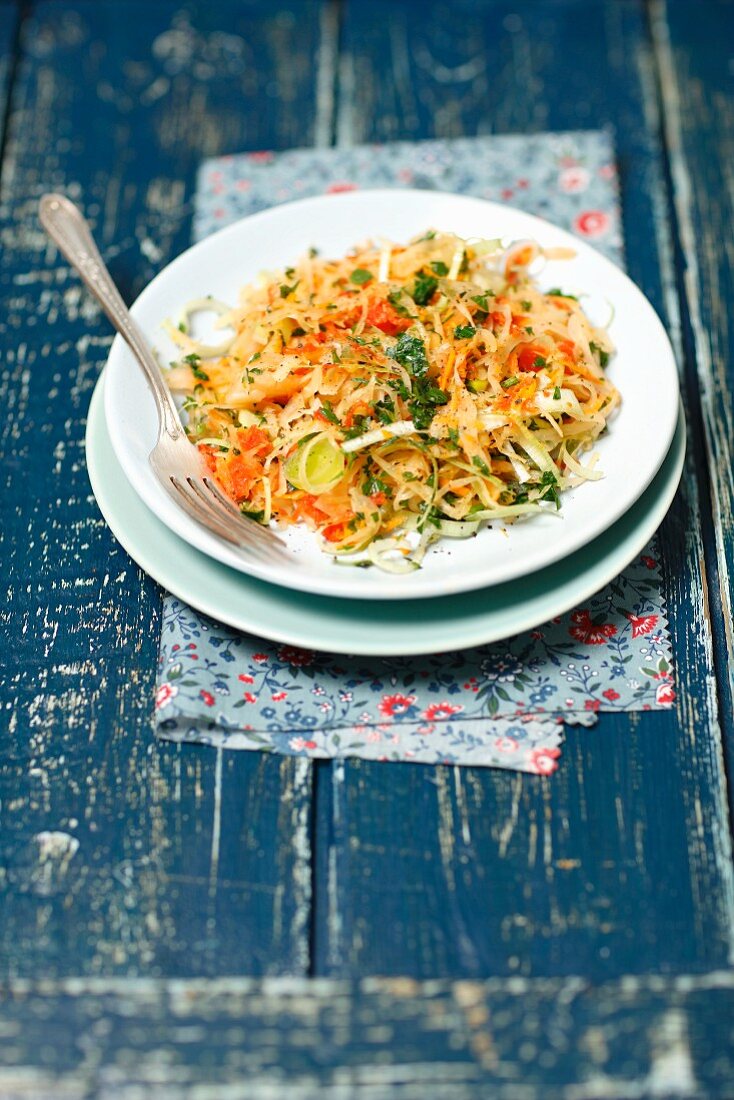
[1, 0, 734, 1093]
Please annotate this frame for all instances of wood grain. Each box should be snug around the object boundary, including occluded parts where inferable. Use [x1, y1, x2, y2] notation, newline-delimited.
[313, 0, 734, 979]
[650, 0, 734, 808]
[0, 973, 733, 1097]
[0, 0, 330, 977]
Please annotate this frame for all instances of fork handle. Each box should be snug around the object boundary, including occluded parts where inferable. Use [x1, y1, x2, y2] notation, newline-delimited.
[39, 193, 183, 440]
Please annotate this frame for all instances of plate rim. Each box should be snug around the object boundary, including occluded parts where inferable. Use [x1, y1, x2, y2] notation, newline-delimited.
[89, 371, 686, 656]
[102, 186, 681, 603]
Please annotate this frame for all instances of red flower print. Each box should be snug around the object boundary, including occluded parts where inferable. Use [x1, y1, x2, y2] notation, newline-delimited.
[326, 181, 358, 193]
[602, 689, 620, 702]
[252, 653, 268, 663]
[238, 674, 254, 683]
[626, 613, 659, 638]
[378, 693, 417, 718]
[249, 150, 274, 163]
[585, 699, 601, 711]
[243, 692, 257, 704]
[271, 691, 288, 702]
[422, 702, 464, 721]
[574, 210, 610, 238]
[494, 735, 519, 753]
[641, 556, 657, 569]
[155, 683, 178, 710]
[199, 690, 215, 707]
[569, 609, 617, 645]
[289, 736, 318, 751]
[277, 646, 314, 667]
[527, 747, 561, 775]
[516, 178, 529, 189]
[656, 682, 676, 707]
[559, 166, 590, 193]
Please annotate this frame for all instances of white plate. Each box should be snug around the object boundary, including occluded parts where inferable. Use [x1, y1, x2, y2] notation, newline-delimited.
[104, 188, 679, 601]
[89, 375, 686, 656]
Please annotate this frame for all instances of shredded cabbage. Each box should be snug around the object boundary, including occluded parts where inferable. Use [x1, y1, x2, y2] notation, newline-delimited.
[165, 229, 620, 570]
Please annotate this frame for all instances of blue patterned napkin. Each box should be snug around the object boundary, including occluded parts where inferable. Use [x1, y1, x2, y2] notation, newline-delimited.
[153, 132, 675, 774]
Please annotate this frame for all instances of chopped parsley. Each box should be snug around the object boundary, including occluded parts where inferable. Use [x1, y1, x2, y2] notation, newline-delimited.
[553, 385, 562, 400]
[350, 267, 373, 285]
[454, 324, 476, 339]
[410, 272, 438, 305]
[183, 353, 209, 381]
[539, 470, 561, 509]
[343, 414, 371, 440]
[279, 280, 300, 298]
[430, 260, 449, 276]
[548, 288, 578, 300]
[471, 291, 495, 310]
[372, 395, 397, 424]
[362, 474, 390, 497]
[520, 300, 532, 311]
[533, 355, 547, 368]
[390, 332, 429, 378]
[589, 341, 610, 367]
[318, 401, 340, 425]
[387, 290, 413, 317]
[472, 456, 490, 476]
[389, 332, 448, 429]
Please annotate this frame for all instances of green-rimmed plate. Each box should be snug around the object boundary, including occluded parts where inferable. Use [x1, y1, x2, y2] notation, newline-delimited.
[86, 373, 685, 656]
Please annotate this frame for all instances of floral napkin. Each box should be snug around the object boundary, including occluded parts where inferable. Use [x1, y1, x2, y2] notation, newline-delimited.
[153, 132, 675, 774]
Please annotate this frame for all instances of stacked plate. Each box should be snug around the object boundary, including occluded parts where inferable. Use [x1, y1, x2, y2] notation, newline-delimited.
[86, 191, 684, 656]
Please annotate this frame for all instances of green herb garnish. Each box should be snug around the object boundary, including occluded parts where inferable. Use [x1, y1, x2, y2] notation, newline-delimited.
[410, 272, 439, 306]
[540, 470, 561, 509]
[350, 268, 373, 285]
[319, 401, 340, 425]
[471, 292, 495, 310]
[590, 341, 610, 367]
[548, 288, 578, 300]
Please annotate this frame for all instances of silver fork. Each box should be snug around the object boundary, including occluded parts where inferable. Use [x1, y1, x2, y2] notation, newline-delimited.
[39, 193, 285, 559]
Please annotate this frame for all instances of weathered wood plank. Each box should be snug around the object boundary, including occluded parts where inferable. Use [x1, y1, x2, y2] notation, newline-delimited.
[314, 0, 734, 978]
[0, 0, 330, 976]
[650, 0, 734, 808]
[0, 1, 16, 144]
[0, 973, 733, 1097]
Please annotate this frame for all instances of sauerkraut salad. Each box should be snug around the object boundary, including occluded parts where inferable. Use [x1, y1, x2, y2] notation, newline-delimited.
[164, 230, 619, 572]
